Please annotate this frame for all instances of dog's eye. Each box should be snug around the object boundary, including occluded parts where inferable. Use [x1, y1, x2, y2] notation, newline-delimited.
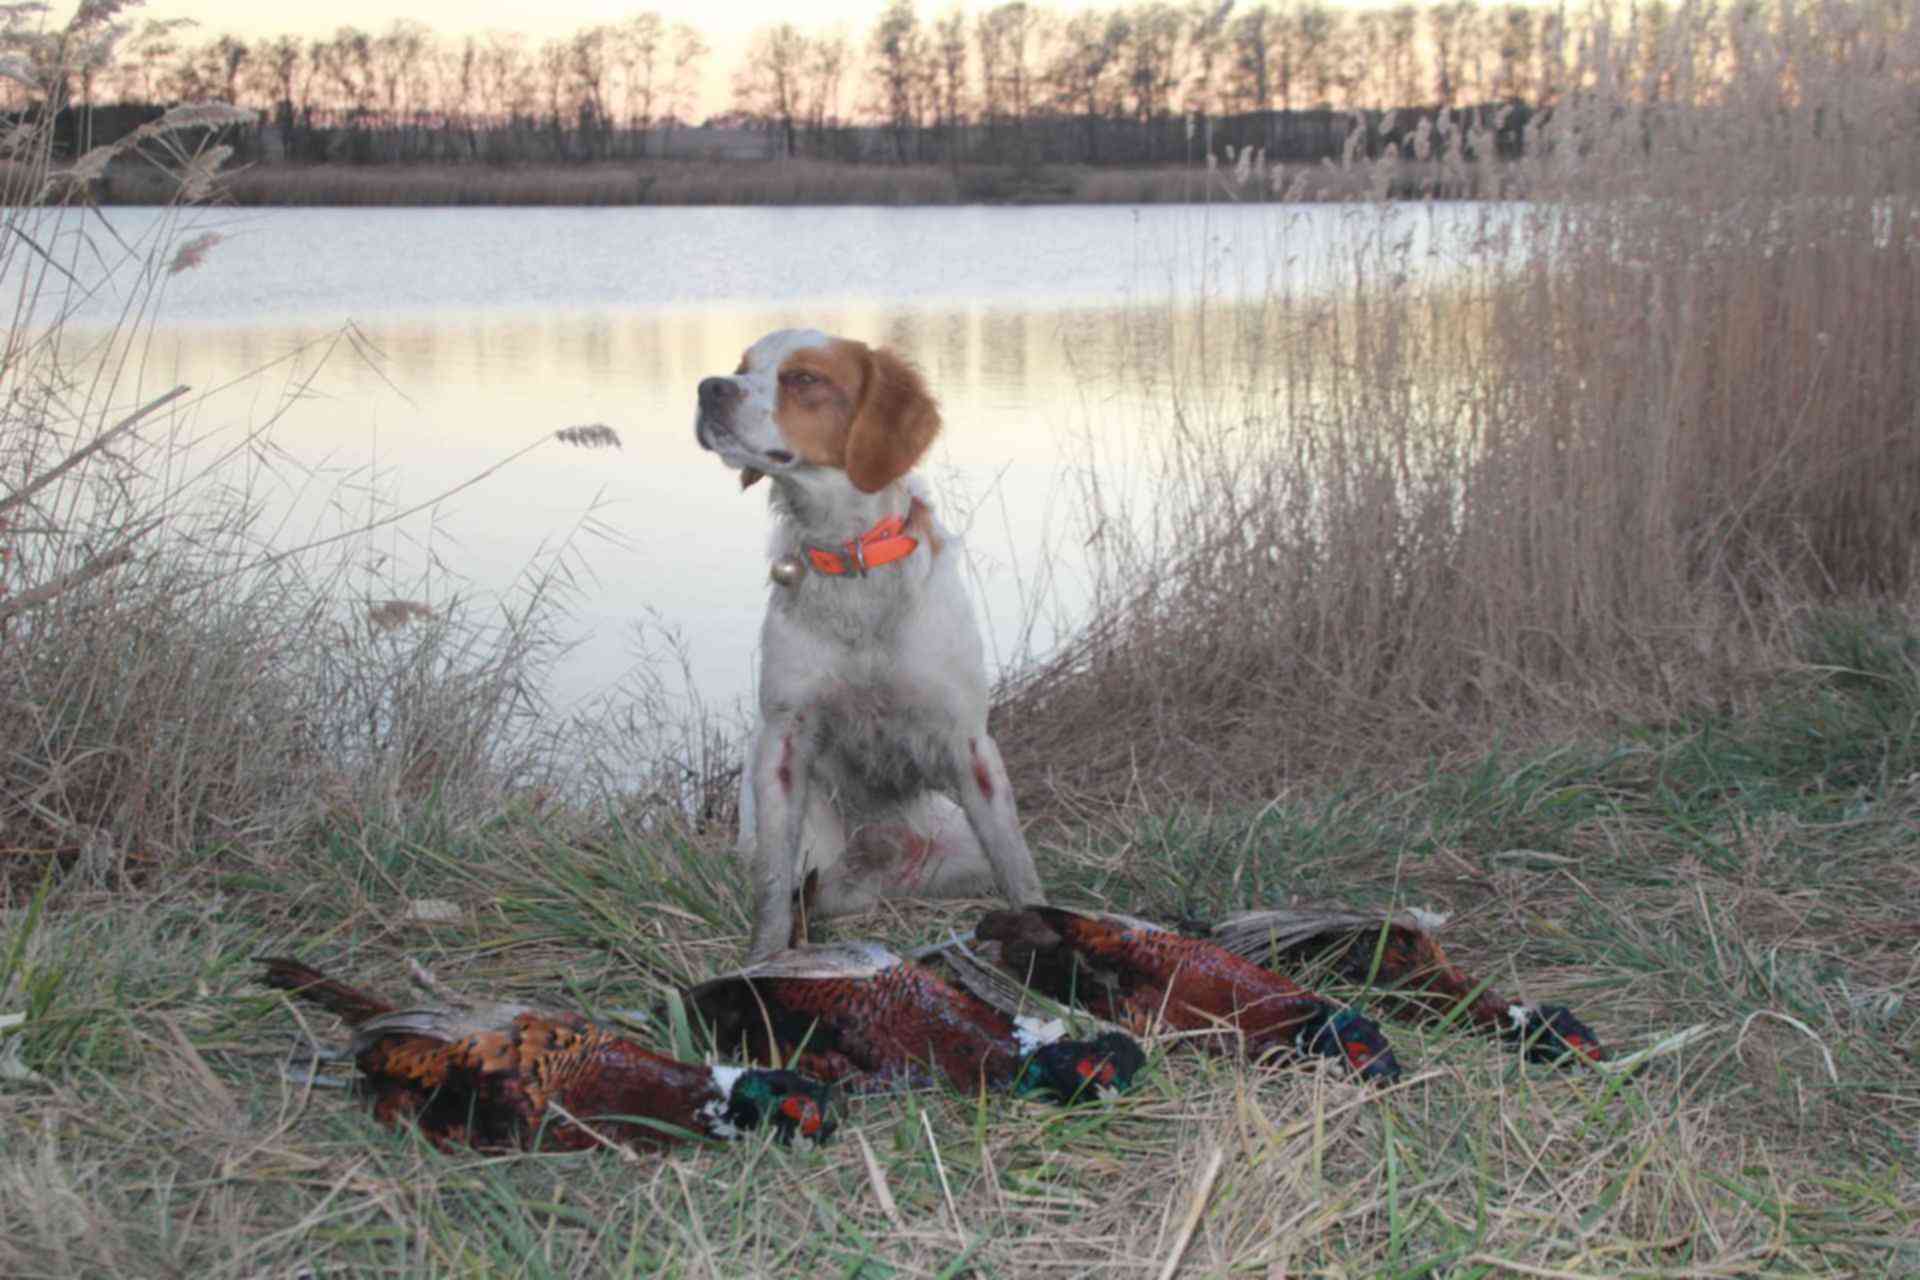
[782, 370, 820, 388]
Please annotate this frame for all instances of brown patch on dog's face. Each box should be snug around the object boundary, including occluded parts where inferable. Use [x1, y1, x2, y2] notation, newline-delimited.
[771, 340, 867, 468]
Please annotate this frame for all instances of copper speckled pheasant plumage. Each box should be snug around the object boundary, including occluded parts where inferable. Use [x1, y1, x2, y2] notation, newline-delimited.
[1209, 909, 1605, 1065]
[260, 958, 832, 1152]
[684, 941, 1145, 1104]
[974, 906, 1401, 1083]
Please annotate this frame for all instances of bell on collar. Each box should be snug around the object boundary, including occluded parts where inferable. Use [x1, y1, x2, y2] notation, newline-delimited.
[769, 555, 807, 588]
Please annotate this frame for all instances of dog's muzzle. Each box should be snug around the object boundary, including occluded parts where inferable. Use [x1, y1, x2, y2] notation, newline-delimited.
[694, 377, 741, 451]
[698, 376, 741, 417]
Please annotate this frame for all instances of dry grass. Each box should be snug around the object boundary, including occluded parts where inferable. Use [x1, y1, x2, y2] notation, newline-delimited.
[5, 639, 1918, 1274]
[0, 55, 635, 881]
[998, 0, 1920, 816]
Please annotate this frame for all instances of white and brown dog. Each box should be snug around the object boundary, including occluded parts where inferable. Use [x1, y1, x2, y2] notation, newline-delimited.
[695, 329, 1046, 960]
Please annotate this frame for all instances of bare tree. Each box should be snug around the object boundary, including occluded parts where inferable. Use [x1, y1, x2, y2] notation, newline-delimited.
[1183, 0, 1234, 116]
[1386, 4, 1421, 107]
[208, 34, 248, 104]
[536, 38, 569, 142]
[1345, 8, 1388, 108]
[1225, 6, 1276, 113]
[1050, 9, 1127, 158]
[1429, 0, 1475, 106]
[1294, 2, 1338, 108]
[869, 0, 930, 161]
[802, 29, 849, 139]
[978, 3, 1048, 128]
[932, 7, 969, 153]
[1496, 4, 1536, 101]
[252, 35, 303, 121]
[475, 32, 534, 126]
[570, 25, 615, 154]
[735, 23, 809, 155]
[435, 36, 479, 154]
[616, 13, 663, 131]
[1124, 3, 1184, 123]
[373, 21, 428, 124]
[667, 24, 708, 126]
[118, 18, 194, 102]
[315, 27, 375, 117]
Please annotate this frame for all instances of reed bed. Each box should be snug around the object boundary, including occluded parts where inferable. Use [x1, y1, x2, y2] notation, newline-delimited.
[92, 156, 1470, 207]
[207, 159, 969, 208]
[998, 0, 1920, 814]
[101, 158, 966, 207]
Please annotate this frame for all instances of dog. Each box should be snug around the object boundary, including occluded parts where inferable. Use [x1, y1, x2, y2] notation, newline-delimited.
[694, 329, 1047, 961]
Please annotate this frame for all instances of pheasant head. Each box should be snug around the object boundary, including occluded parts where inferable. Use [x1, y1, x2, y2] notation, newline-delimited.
[1293, 1006, 1403, 1084]
[1503, 1004, 1605, 1064]
[1012, 1031, 1147, 1105]
[706, 1066, 835, 1143]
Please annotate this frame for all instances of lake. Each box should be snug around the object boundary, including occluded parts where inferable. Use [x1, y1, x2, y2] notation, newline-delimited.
[30, 201, 1500, 717]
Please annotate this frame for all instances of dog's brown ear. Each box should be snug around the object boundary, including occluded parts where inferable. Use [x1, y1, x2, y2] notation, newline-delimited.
[845, 346, 940, 494]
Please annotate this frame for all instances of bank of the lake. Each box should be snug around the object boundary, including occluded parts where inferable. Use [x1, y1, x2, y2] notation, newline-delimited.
[81, 155, 1486, 207]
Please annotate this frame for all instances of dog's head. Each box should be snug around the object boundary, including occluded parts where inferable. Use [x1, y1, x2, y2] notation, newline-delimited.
[694, 329, 941, 494]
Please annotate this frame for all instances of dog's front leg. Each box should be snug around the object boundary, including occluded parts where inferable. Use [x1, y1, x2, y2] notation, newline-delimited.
[747, 720, 809, 961]
[949, 732, 1047, 908]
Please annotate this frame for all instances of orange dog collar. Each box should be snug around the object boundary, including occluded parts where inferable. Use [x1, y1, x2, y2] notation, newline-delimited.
[803, 514, 919, 578]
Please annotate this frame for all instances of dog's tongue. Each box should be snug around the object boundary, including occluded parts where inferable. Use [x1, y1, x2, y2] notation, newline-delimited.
[740, 468, 765, 490]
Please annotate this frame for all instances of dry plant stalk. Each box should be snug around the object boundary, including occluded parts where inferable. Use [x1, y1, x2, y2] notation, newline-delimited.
[0, 7, 622, 870]
[996, 0, 1920, 812]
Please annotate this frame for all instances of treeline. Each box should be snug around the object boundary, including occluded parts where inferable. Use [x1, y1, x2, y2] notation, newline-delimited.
[4, 0, 1897, 169]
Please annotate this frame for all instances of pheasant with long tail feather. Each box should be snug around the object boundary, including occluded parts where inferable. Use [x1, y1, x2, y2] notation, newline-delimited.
[972, 906, 1402, 1083]
[1207, 908, 1605, 1064]
[684, 941, 1146, 1104]
[260, 958, 833, 1152]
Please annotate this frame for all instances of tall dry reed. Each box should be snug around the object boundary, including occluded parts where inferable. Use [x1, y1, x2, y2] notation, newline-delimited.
[0, 9, 628, 890]
[997, 0, 1920, 812]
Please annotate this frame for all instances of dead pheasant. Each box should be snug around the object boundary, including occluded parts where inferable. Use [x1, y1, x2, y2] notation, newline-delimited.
[973, 906, 1401, 1084]
[260, 957, 832, 1152]
[1208, 908, 1604, 1064]
[683, 941, 1146, 1104]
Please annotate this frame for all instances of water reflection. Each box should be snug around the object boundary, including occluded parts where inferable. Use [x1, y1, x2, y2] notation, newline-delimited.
[37, 202, 1508, 714]
[123, 302, 1163, 713]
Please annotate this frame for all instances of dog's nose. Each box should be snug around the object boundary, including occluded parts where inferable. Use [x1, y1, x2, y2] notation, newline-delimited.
[698, 377, 742, 412]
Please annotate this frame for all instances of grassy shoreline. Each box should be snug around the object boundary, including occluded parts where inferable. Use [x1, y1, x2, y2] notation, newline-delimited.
[5, 628, 1918, 1273]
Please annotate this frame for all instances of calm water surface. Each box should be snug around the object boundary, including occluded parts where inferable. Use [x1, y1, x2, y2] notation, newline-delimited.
[44, 203, 1496, 712]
